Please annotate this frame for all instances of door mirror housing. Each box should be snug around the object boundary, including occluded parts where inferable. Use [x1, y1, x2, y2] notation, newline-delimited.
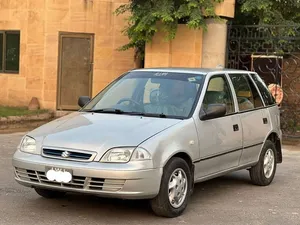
[200, 104, 227, 121]
[78, 96, 91, 108]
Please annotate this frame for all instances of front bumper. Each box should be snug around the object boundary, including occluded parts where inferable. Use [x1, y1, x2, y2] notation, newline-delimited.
[12, 150, 163, 199]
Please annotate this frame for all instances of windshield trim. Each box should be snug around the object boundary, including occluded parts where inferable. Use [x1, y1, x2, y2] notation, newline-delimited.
[186, 79, 204, 119]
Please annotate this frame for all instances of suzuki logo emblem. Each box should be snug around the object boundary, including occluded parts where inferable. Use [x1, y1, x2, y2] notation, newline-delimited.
[61, 151, 70, 158]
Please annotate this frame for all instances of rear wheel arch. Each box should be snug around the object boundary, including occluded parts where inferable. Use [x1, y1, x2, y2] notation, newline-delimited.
[266, 132, 282, 163]
[249, 140, 277, 186]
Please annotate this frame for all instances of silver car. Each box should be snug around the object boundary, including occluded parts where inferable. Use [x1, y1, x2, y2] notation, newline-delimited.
[12, 68, 282, 217]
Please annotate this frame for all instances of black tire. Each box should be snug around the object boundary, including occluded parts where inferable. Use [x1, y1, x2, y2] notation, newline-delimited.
[249, 140, 277, 186]
[35, 188, 66, 199]
[150, 157, 192, 218]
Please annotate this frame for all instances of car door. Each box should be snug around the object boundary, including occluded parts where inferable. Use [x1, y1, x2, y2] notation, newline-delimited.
[228, 73, 271, 165]
[194, 74, 243, 179]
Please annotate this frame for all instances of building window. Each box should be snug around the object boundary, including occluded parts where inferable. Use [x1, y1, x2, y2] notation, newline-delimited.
[0, 31, 20, 73]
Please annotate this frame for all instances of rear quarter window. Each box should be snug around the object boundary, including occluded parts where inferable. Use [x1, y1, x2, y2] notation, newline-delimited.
[250, 73, 276, 106]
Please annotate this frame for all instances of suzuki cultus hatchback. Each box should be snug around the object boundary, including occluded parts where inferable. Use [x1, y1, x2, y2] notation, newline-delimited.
[13, 68, 282, 217]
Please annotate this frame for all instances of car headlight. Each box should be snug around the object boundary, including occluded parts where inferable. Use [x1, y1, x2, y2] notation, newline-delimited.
[131, 147, 151, 161]
[100, 147, 151, 163]
[20, 136, 36, 154]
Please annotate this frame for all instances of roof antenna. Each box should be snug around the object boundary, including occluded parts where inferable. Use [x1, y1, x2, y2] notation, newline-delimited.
[216, 64, 224, 69]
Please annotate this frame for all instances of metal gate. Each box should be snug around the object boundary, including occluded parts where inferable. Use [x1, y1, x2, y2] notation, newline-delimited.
[226, 25, 300, 136]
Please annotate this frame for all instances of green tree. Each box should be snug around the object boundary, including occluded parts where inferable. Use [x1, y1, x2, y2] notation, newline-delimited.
[115, 0, 223, 57]
[115, 0, 300, 59]
[234, 0, 300, 25]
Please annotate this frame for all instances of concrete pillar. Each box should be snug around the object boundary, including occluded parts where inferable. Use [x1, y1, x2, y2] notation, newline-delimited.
[201, 19, 228, 68]
[145, 0, 236, 69]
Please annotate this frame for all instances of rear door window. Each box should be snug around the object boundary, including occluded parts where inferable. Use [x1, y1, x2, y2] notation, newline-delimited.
[229, 74, 264, 111]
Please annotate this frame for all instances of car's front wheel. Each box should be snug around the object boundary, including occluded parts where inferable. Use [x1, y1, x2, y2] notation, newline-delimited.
[249, 140, 277, 186]
[34, 188, 66, 199]
[150, 157, 192, 218]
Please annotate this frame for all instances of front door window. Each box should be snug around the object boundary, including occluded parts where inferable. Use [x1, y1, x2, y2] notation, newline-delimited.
[202, 75, 235, 115]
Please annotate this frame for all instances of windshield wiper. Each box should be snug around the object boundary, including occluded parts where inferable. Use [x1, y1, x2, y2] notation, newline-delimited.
[86, 109, 169, 118]
[87, 108, 125, 114]
[127, 112, 168, 118]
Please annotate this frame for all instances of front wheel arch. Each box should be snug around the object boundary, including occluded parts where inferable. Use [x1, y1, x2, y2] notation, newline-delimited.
[162, 152, 195, 195]
[150, 157, 192, 217]
[163, 152, 194, 178]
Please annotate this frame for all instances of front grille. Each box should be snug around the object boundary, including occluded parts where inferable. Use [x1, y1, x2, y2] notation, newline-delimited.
[37, 171, 86, 189]
[14, 168, 125, 192]
[42, 148, 96, 162]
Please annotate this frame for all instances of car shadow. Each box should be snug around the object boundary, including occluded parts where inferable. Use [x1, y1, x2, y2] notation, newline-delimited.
[191, 170, 252, 202]
[30, 170, 252, 220]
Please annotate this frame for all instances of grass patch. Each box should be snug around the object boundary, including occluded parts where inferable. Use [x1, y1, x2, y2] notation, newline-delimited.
[0, 106, 48, 117]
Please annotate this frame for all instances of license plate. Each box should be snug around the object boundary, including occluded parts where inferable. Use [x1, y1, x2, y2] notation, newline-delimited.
[45, 167, 73, 183]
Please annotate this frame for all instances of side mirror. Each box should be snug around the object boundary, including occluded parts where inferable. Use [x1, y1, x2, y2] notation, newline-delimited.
[78, 96, 91, 108]
[200, 104, 227, 121]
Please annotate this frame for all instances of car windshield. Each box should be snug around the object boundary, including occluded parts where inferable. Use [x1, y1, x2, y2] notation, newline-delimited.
[82, 71, 205, 119]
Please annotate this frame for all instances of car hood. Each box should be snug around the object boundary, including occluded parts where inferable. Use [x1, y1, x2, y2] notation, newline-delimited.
[28, 112, 181, 155]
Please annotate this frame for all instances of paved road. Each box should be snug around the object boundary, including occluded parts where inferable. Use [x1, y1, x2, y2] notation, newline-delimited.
[0, 133, 300, 225]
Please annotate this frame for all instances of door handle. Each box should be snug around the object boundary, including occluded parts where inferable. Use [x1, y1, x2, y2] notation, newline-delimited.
[233, 124, 239, 132]
[263, 118, 268, 124]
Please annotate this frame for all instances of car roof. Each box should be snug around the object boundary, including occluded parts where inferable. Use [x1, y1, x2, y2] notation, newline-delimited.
[131, 67, 253, 75]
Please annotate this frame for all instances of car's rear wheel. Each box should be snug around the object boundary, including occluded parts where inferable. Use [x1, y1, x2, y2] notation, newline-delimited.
[34, 188, 66, 199]
[249, 140, 277, 186]
[150, 157, 192, 218]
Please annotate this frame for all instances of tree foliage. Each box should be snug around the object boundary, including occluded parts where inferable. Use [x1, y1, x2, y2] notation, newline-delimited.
[115, 0, 300, 58]
[234, 0, 300, 25]
[115, 0, 223, 55]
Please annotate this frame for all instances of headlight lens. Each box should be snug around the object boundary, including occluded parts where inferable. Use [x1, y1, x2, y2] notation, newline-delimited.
[101, 147, 134, 163]
[131, 147, 151, 161]
[101, 147, 151, 163]
[20, 136, 36, 153]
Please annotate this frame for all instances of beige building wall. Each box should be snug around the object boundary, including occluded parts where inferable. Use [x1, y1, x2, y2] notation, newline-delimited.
[215, 0, 235, 18]
[145, 0, 235, 68]
[145, 25, 203, 68]
[0, 0, 135, 110]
